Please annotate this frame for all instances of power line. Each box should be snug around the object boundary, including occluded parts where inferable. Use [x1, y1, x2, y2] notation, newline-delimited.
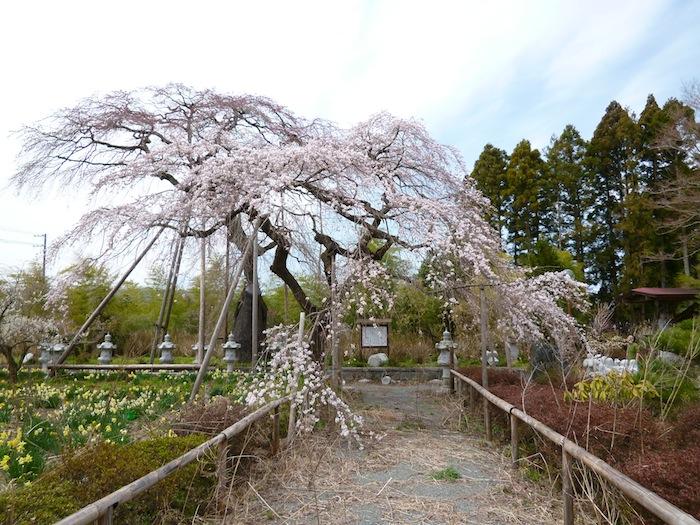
[0, 237, 41, 247]
[0, 226, 40, 236]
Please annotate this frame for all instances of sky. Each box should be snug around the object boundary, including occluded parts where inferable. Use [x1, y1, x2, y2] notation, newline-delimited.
[0, 0, 698, 280]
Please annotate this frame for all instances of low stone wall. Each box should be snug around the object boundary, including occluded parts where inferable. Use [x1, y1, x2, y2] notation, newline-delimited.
[340, 366, 442, 382]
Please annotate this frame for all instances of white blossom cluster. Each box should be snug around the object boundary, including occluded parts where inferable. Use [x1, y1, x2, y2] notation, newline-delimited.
[14, 85, 589, 362]
[245, 325, 364, 446]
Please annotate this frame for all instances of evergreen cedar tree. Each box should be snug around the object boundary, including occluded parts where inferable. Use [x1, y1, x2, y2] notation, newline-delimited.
[471, 91, 698, 305]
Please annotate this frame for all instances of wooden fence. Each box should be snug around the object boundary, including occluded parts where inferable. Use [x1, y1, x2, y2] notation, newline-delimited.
[54, 393, 295, 525]
[451, 369, 699, 525]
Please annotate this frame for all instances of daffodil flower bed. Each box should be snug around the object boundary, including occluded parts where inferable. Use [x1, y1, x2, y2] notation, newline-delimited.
[0, 369, 250, 486]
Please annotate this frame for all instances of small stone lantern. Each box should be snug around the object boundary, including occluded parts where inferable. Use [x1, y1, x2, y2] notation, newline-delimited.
[50, 338, 67, 366]
[97, 333, 116, 365]
[436, 330, 457, 393]
[222, 333, 241, 373]
[191, 344, 209, 364]
[38, 342, 52, 373]
[158, 334, 176, 364]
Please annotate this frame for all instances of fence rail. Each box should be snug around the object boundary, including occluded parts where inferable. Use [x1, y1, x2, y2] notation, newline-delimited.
[54, 393, 295, 525]
[451, 369, 699, 525]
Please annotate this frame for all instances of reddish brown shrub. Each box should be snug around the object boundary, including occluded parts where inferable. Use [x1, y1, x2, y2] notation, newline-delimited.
[667, 402, 700, 448]
[457, 366, 523, 386]
[622, 445, 700, 519]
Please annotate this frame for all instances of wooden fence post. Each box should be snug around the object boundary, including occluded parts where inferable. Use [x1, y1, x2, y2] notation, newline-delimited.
[469, 383, 476, 411]
[271, 405, 280, 455]
[483, 397, 492, 442]
[216, 438, 229, 497]
[97, 505, 113, 525]
[562, 447, 574, 525]
[510, 411, 518, 469]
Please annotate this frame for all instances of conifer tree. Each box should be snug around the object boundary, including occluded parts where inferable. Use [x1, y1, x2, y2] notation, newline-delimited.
[471, 144, 509, 240]
[505, 140, 546, 263]
[585, 101, 638, 299]
[545, 125, 588, 264]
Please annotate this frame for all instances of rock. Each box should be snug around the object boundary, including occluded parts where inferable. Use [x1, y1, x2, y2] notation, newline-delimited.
[658, 351, 683, 365]
[531, 341, 558, 370]
[381, 375, 392, 385]
[232, 283, 268, 362]
[367, 352, 389, 367]
[357, 378, 372, 384]
[428, 378, 442, 385]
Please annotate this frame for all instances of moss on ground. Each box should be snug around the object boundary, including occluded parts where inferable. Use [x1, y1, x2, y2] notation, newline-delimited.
[0, 435, 215, 524]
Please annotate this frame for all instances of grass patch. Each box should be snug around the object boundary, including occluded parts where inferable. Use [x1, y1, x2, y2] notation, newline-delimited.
[430, 466, 461, 481]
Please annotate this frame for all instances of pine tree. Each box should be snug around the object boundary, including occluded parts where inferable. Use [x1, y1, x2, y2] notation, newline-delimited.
[471, 144, 509, 239]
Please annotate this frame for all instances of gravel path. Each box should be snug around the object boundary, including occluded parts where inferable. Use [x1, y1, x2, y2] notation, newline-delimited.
[223, 383, 562, 524]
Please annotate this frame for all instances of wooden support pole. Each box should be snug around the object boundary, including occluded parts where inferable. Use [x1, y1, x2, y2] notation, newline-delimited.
[285, 313, 306, 446]
[197, 233, 206, 364]
[224, 220, 231, 336]
[162, 234, 185, 335]
[271, 405, 280, 455]
[57, 226, 166, 365]
[510, 411, 518, 469]
[479, 286, 492, 442]
[190, 219, 262, 401]
[479, 286, 489, 389]
[330, 256, 341, 389]
[150, 235, 180, 363]
[251, 231, 259, 367]
[562, 448, 574, 525]
[469, 383, 476, 411]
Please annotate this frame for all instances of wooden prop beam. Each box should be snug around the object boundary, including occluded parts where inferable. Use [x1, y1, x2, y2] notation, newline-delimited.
[150, 234, 181, 363]
[251, 231, 259, 366]
[57, 226, 166, 365]
[189, 219, 262, 401]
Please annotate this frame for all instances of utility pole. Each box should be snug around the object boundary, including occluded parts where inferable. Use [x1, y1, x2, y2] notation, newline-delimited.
[36, 234, 47, 280]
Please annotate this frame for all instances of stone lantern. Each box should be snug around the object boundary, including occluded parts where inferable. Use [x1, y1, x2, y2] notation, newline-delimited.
[158, 334, 176, 364]
[436, 330, 457, 392]
[38, 342, 52, 373]
[50, 338, 67, 366]
[222, 333, 241, 373]
[97, 333, 116, 365]
[191, 344, 209, 365]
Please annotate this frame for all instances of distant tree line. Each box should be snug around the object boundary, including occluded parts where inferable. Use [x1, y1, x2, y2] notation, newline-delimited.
[471, 91, 699, 306]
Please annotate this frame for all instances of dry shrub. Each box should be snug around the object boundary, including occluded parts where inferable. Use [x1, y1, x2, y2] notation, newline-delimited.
[172, 396, 248, 437]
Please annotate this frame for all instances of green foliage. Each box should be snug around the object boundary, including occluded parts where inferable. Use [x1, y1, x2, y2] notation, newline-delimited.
[0, 435, 214, 525]
[391, 282, 443, 338]
[525, 238, 585, 280]
[430, 466, 461, 481]
[565, 373, 658, 405]
[641, 359, 699, 414]
[655, 318, 699, 356]
[264, 275, 328, 327]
